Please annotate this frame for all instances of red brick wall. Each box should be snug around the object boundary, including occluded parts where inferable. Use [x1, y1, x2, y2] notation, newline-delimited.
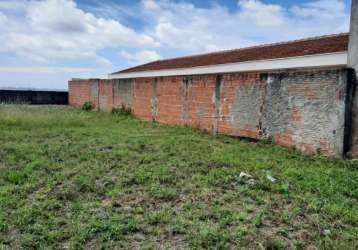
[218, 73, 263, 139]
[68, 79, 108, 110]
[187, 75, 216, 132]
[132, 78, 153, 121]
[98, 80, 113, 112]
[68, 67, 348, 157]
[68, 79, 91, 107]
[156, 76, 182, 125]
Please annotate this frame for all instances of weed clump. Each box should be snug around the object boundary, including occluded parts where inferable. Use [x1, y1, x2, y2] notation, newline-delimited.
[111, 105, 132, 117]
[82, 101, 94, 111]
[258, 136, 273, 146]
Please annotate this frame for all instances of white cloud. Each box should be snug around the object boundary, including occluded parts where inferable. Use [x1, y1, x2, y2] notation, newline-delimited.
[81, 1, 139, 24]
[0, 0, 156, 63]
[0, 0, 350, 65]
[142, 0, 160, 11]
[238, 0, 286, 26]
[0, 66, 95, 74]
[289, 0, 349, 34]
[291, 0, 346, 18]
[0, 12, 7, 23]
[0, 0, 27, 12]
[140, 0, 349, 54]
[0, 0, 351, 89]
[141, 0, 254, 52]
[120, 50, 162, 65]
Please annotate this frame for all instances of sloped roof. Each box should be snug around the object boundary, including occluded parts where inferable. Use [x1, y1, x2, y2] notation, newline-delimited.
[113, 33, 349, 74]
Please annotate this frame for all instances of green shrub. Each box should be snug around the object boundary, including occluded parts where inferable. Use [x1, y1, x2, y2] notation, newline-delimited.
[111, 105, 132, 117]
[82, 101, 94, 111]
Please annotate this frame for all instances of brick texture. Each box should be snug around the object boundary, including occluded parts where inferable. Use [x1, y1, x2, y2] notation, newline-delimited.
[99, 80, 113, 112]
[69, 67, 348, 157]
[264, 69, 347, 156]
[113, 79, 133, 109]
[186, 75, 216, 132]
[132, 78, 153, 121]
[156, 77, 182, 125]
[68, 79, 92, 107]
[218, 73, 264, 139]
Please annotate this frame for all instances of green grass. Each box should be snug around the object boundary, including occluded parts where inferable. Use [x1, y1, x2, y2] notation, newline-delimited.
[0, 105, 357, 249]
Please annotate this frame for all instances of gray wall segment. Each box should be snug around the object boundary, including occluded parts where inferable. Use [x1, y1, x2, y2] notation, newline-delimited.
[151, 78, 158, 120]
[228, 81, 265, 131]
[335, 70, 349, 156]
[91, 80, 99, 97]
[181, 79, 189, 125]
[261, 73, 290, 137]
[99, 95, 108, 111]
[213, 75, 223, 135]
[348, 0, 358, 73]
[262, 70, 346, 156]
[92, 79, 99, 109]
[113, 79, 133, 108]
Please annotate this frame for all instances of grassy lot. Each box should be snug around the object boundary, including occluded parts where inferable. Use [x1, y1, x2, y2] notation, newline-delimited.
[0, 105, 357, 249]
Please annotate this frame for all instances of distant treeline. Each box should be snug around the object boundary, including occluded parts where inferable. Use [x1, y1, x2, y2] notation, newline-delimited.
[0, 89, 68, 105]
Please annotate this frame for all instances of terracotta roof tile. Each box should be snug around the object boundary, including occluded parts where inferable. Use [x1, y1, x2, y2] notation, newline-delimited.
[115, 33, 349, 74]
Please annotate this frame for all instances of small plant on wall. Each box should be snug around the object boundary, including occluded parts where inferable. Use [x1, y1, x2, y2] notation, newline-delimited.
[82, 101, 94, 111]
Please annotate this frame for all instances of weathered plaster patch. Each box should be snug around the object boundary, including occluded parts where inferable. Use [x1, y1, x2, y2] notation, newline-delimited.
[228, 83, 264, 130]
[263, 70, 346, 156]
[113, 79, 133, 108]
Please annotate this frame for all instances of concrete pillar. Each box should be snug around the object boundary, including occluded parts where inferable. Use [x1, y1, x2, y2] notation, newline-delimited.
[181, 78, 189, 125]
[213, 75, 223, 135]
[151, 78, 158, 121]
[347, 0, 358, 157]
[348, 0, 358, 72]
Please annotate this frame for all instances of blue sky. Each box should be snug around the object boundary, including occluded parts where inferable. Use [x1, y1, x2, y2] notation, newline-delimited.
[0, 0, 352, 90]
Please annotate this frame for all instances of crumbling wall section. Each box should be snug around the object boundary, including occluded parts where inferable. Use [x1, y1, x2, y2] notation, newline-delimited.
[218, 73, 265, 139]
[98, 80, 112, 112]
[112, 79, 133, 109]
[262, 69, 347, 156]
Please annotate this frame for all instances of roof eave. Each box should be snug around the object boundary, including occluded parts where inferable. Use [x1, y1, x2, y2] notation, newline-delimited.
[109, 52, 348, 80]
